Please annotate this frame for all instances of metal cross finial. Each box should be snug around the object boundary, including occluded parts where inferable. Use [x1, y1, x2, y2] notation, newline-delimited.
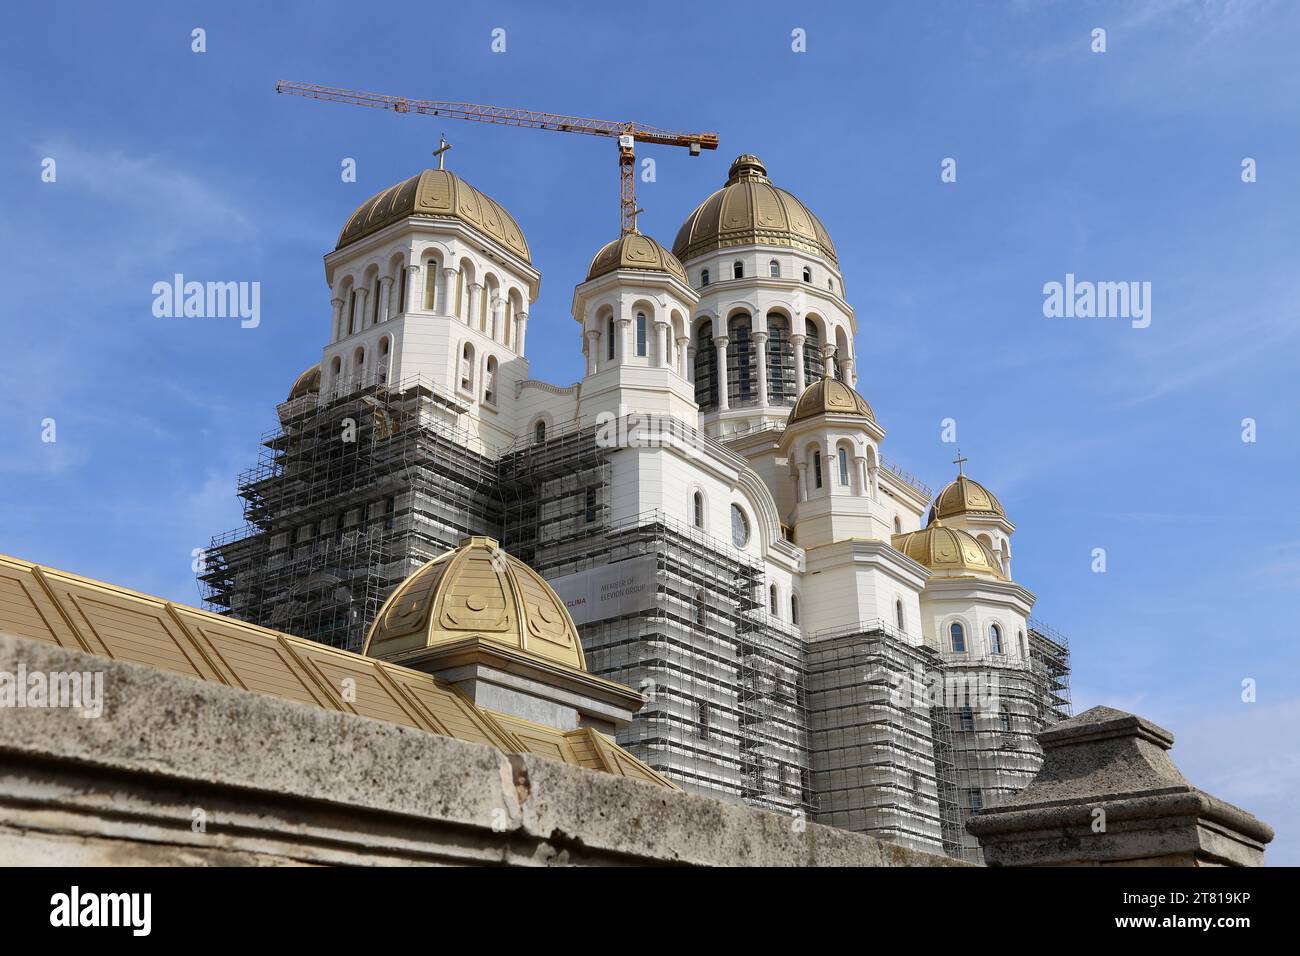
[953, 450, 968, 476]
[432, 133, 452, 170]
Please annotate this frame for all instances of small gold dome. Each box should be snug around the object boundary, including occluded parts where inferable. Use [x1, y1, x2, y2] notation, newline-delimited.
[672, 154, 837, 264]
[337, 169, 530, 262]
[363, 537, 585, 671]
[787, 375, 875, 425]
[287, 364, 320, 401]
[928, 475, 1006, 524]
[586, 233, 688, 284]
[892, 523, 1005, 580]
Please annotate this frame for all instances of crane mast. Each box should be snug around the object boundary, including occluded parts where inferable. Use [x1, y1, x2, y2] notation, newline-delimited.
[276, 81, 719, 235]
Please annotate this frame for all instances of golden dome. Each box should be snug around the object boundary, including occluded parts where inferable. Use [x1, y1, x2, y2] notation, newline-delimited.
[586, 232, 688, 284]
[788, 375, 875, 425]
[892, 523, 1006, 580]
[672, 154, 837, 265]
[287, 364, 320, 401]
[336, 169, 530, 262]
[928, 475, 1006, 524]
[363, 537, 585, 671]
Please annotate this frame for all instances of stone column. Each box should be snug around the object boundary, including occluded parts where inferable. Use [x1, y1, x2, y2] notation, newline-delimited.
[823, 343, 837, 380]
[856, 456, 868, 497]
[584, 329, 600, 376]
[468, 283, 484, 329]
[753, 330, 769, 407]
[352, 288, 369, 335]
[516, 311, 528, 356]
[714, 335, 730, 411]
[655, 321, 669, 368]
[843, 355, 856, 388]
[967, 706, 1275, 867]
[406, 265, 423, 313]
[616, 316, 631, 365]
[676, 335, 690, 378]
[791, 333, 806, 393]
[796, 458, 809, 503]
[378, 276, 393, 323]
[330, 297, 344, 342]
[440, 267, 457, 316]
[491, 297, 505, 341]
[687, 344, 697, 386]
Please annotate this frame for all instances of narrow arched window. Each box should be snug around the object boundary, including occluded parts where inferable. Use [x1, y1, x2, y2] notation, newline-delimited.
[837, 447, 850, 486]
[895, 599, 905, 631]
[1019, 630, 1027, 658]
[1000, 706, 1012, 733]
[802, 266, 812, 283]
[398, 266, 408, 313]
[692, 491, 704, 529]
[790, 594, 800, 626]
[460, 343, 474, 392]
[950, 622, 966, 653]
[423, 266, 437, 311]
[534, 420, 546, 443]
[377, 337, 390, 385]
[484, 355, 498, 404]
[959, 706, 975, 732]
[733, 260, 744, 279]
[701, 269, 710, 287]
[893, 516, 902, 534]
[989, 623, 1003, 655]
[813, 450, 823, 489]
[606, 316, 616, 361]
[769, 259, 780, 278]
[371, 277, 381, 325]
[635, 312, 647, 357]
[769, 584, 778, 615]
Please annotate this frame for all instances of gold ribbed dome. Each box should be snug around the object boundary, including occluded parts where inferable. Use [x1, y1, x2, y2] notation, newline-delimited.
[928, 475, 1006, 524]
[586, 233, 688, 284]
[336, 169, 530, 261]
[287, 364, 320, 401]
[363, 537, 584, 671]
[672, 154, 837, 264]
[892, 523, 1006, 580]
[788, 375, 875, 425]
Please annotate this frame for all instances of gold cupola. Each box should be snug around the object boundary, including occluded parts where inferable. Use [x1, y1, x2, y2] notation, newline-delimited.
[928, 474, 1006, 525]
[287, 364, 321, 401]
[586, 232, 688, 284]
[891, 522, 1006, 580]
[364, 536, 584, 670]
[787, 374, 876, 426]
[336, 168, 530, 262]
[672, 154, 837, 264]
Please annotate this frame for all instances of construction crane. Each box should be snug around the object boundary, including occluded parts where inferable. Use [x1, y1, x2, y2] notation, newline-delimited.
[276, 81, 720, 236]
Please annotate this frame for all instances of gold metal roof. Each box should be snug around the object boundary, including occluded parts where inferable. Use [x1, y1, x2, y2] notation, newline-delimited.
[0, 551, 674, 789]
[672, 154, 837, 264]
[787, 375, 875, 425]
[891, 522, 1006, 580]
[928, 474, 1006, 524]
[586, 232, 688, 284]
[336, 168, 531, 262]
[364, 536, 586, 671]
[288, 364, 321, 401]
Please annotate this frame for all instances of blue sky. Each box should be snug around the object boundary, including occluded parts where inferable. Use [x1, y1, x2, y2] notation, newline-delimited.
[2, 1, 1297, 861]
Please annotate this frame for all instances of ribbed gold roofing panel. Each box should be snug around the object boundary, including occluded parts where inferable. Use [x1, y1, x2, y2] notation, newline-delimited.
[0, 552, 674, 789]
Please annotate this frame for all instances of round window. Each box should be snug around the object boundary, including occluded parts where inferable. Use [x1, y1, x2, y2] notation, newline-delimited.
[730, 504, 750, 548]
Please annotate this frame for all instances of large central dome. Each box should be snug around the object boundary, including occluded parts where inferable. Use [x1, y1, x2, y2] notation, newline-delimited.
[336, 168, 530, 262]
[672, 154, 837, 265]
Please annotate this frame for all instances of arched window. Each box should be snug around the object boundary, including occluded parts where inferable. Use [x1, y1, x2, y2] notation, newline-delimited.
[423, 265, 437, 311]
[377, 337, 391, 385]
[769, 259, 780, 278]
[695, 589, 707, 625]
[635, 312, 647, 357]
[692, 491, 704, 529]
[606, 316, 616, 361]
[895, 599, 905, 631]
[1000, 706, 1012, 733]
[828, 279, 834, 291]
[802, 266, 812, 283]
[989, 623, 1003, 655]
[769, 584, 778, 615]
[893, 516, 902, 533]
[950, 622, 966, 653]
[1018, 630, 1027, 658]
[534, 420, 546, 443]
[371, 276, 381, 325]
[454, 270, 465, 320]
[733, 260, 744, 279]
[813, 450, 823, 489]
[483, 355, 498, 404]
[790, 594, 800, 626]
[730, 504, 750, 548]
[837, 447, 850, 486]
[694, 324, 717, 409]
[459, 343, 475, 392]
[398, 266, 408, 314]
[959, 706, 975, 732]
[701, 269, 710, 287]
